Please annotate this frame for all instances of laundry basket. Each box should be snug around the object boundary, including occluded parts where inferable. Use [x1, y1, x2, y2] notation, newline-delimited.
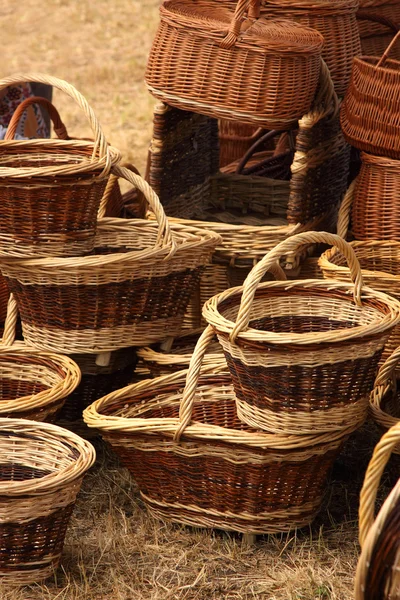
[84, 326, 355, 534]
[202, 231, 400, 435]
[0, 418, 95, 584]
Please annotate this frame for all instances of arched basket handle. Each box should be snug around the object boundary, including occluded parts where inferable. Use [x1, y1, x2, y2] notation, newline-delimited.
[5, 96, 69, 141]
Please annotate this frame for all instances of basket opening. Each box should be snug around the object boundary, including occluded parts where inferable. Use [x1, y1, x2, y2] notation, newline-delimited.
[0, 464, 52, 482]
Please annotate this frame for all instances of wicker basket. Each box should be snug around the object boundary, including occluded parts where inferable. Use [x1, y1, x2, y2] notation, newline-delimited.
[202, 231, 400, 435]
[137, 329, 224, 377]
[145, 0, 324, 129]
[0, 73, 120, 257]
[358, 5, 400, 59]
[369, 346, 400, 454]
[0, 418, 95, 584]
[84, 326, 356, 534]
[319, 179, 400, 363]
[0, 297, 80, 422]
[341, 33, 400, 158]
[355, 422, 400, 599]
[350, 152, 400, 241]
[218, 121, 264, 168]
[0, 166, 221, 353]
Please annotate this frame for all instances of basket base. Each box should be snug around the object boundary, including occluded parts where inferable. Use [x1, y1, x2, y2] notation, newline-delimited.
[141, 492, 322, 535]
[0, 554, 61, 585]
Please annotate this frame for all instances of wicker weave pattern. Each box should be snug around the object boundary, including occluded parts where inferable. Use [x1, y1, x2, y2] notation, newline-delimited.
[0, 74, 121, 257]
[0, 419, 95, 584]
[146, 0, 324, 129]
[203, 231, 400, 434]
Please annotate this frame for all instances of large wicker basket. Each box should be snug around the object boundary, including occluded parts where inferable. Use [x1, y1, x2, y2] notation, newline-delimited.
[341, 33, 400, 158]
[355, 422, 400, 599]
[0, 166, 221, 353]
[319, 179, 400, 363]
[0, 418, 95, 584]
[84, 326, 356, 535]
[0, 73, 120, 257]
[145, 0, 324, 129]
[202, 231, 400, 435]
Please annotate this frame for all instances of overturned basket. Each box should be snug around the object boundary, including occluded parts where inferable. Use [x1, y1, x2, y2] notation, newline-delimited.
[203, 231, 400, 435]
[0, 73, 120, 257]
[84, 326, 355, 534]
[319, 179, 400, 363]
[355, 422, 400, 599]
[0, 418, 95, 584]
[0, 166, 221, 353]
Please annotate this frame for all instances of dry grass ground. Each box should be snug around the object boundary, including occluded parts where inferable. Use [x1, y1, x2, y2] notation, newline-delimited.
[0, 2, 397, 599]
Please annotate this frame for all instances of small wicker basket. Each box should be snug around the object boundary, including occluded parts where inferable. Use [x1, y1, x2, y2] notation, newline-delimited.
[0, 418, 95, 584]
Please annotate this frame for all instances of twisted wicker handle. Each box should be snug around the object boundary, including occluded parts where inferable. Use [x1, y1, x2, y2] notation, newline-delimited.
[111, 165, 174, 249]
[359, 422, 400, 547]
[336, 179, 357, 239]
[1, 295, 18, 346]
[376, 30, 400, 67]
[219, 0, 260, 49]
[98, 163, 143, 219]
[5, 96, 69, 141]
[230, 231, 364, 343]
[0, 74, 109, 166]
[373, 345, 400, 390]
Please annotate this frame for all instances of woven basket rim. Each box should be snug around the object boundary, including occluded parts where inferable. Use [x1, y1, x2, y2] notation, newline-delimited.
[263, 0, 359, 12]
[83, 368, 358, 447]
[0, 418, 95, 495]
[354, 54, 400, 73]
[202, 279, 400, 345]
[360, 151, 400, 167]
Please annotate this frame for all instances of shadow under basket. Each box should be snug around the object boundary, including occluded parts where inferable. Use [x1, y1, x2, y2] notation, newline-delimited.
[84, 369, 354, 535]
[0, 419, 95, 585]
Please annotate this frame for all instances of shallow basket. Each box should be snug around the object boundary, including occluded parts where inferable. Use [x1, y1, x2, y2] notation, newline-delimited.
[0, 166, 221, 354]
[202, 231, 400, 435]
[0, 418, 95, 584]
[146, 0, 324, 129]
[341, 33, 400, 158]
[84, 327, 355, 535]
[0, 73, 120, 258]
[355, 422, 400, 599]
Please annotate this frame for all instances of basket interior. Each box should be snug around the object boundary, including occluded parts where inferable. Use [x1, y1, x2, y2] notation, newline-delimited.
[218, 286, 390, 335]
[0, 142, 103, 171]
[0, 355, 63, 402]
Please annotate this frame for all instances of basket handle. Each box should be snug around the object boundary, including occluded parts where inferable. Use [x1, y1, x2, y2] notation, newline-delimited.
[110, 165, 174, 249]
[336, 179, 357, 239]
[0, 295, 18, 346]
[98, 162, 144, 219]
[219, 0, 260, 49]
[4, 96, 69, 141]
[230, 231, 364, 343]
[174, 261, 287, 442]
[373, 345, 400, 390]
[376, 30, 400, 67]
[235, 129, 286, 174]
[359, 422, 400, 547]
[0, 74, 110, 167]
[357, 10, 400, 34]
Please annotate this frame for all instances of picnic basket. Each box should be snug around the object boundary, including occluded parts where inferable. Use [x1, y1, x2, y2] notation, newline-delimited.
[202, 231, 400, 435]
[319, 180, 400, 363]
[84, 326, 356, 534]
[0, 73, 120, 257]
[341, 33, 400, 158]
[0, 166, 221, 353]
[355, 422, 400, 599]
[0, 296, 80, 422]
[145, 0, 324, 129]
[0, 418, 95, 584]
[369, 346, 400, 454]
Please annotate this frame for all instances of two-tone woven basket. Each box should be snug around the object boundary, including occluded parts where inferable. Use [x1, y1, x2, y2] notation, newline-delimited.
[202, 231, 400, 435]
[0, 419, 95, 584]
[0, 73, 120, 257]
[355, 422, 400, 599]
[0, 166, 221, 353]
[84, 326, 356, 534]
[146, 0, 324, 129]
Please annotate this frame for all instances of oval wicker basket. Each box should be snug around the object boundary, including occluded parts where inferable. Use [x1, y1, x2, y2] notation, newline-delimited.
[369, 346, 400, 454]
[319, 179, 400, 363]
[145, 0, 324, 129]
[202, 231, 400, 435]
[0, 418, 95, 584]
[0, 73, 121, 258]
[0, 166, 221, 353]
[355, 422, 400, 599]
[84, 326, 356, 535]
[341, 34, 400, 158]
